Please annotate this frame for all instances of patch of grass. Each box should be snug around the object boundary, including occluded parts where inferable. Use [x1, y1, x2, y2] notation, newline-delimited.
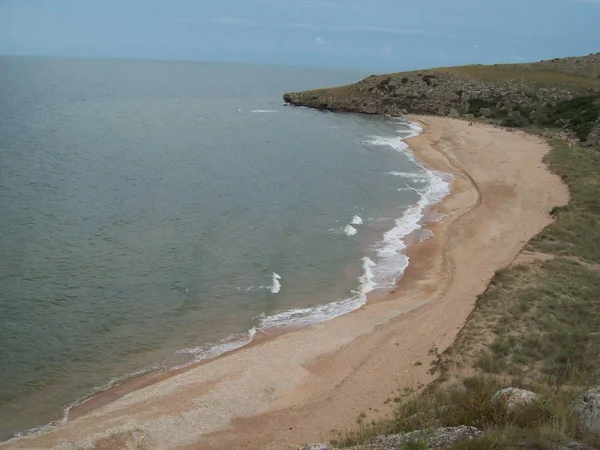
[469, 257, 600, 385]
[403, 440, 428, 450]
[530, 136, 600, 262]
[331, 376, 599, 448]
[535, 96, 600, 141]
[433, 60, 600, 92]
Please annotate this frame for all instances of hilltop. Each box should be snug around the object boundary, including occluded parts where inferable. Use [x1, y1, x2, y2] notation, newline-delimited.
[284, 54, 600, 150]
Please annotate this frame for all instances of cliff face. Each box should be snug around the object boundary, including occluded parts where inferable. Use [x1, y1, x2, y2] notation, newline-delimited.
[284, 54, 600, 149]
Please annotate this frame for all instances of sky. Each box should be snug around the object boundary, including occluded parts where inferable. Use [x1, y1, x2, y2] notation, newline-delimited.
[0, 0, 599, 72]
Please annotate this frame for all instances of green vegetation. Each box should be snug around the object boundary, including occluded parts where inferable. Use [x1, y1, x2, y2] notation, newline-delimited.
[529, 136, 600, 262]
[328, 132, 600, 449]
[332, 376, 598, 449]
[434, 63, 599, 92]
[535, 96, 600, 140]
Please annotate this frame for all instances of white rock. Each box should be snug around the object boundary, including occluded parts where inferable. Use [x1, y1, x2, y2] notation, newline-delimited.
[573, 387, 600, 437]
[492, 387, 539, 411]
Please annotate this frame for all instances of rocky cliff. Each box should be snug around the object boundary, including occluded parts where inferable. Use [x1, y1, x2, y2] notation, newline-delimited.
[284, 54, 600, 150]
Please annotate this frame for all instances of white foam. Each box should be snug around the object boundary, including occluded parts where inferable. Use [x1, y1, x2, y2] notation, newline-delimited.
[406, 121, 423, 137]
[350, 215, 363, 225]
[271, 272, 282, 294]
[176, 328, 257, 364]
[343, 224, 357, 236]
[250, 109, 278, 113]
[386, 171, 429, 182]
[257, 257, 376, 331]
[366, 122, 453, 288]
[367, 135, 410, 152]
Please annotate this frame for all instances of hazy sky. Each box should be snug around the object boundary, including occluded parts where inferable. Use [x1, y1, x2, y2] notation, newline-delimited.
[1, 0, 598, 71]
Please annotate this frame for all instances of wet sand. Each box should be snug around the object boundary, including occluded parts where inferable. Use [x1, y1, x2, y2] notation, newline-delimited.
[2, 117, 569, 450]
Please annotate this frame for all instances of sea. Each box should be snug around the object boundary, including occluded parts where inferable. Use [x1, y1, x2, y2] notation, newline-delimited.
[0, 56, 451, 440]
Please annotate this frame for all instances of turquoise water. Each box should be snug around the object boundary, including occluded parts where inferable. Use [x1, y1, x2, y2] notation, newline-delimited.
[0, 56, 449, 438]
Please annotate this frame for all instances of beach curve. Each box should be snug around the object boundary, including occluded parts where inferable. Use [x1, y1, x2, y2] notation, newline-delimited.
[1, 117, 569, 450]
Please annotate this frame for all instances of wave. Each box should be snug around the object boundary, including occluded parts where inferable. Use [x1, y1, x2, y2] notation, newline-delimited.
[343, 224, 357, 236]
[250, 109, 278, 113]
[386, 171, 429, 183]
[350, 215, 363, 225]
[365, 130, 452, 289]
[257, 257, 376, 331]
[175, 328, 257, 365]
[241, 272, 282, 294]
[271, 272, 282, 294]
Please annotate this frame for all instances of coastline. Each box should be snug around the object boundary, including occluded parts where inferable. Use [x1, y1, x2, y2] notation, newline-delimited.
[1, 116, 568, 450]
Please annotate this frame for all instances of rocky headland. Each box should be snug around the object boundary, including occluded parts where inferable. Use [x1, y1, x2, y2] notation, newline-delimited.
[284, 54, 600, 150]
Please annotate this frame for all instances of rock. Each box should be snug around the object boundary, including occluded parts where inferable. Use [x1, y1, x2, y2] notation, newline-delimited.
[299, 444, 330, 450]
[371, 426, 483, 449]
[573, 387, 600, 437]
[559, 441, 598, 450]
[448, 108, 460, 118]
[493, 387, 539, 411]
[298, 427, 483, 450]
[479, 107, 493, 118]
[502, 110, 527, 127]
[465, 113, 475, 120]
[584, 123, 600, 151]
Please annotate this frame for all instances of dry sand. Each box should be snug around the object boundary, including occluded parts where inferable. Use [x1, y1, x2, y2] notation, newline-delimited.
[2, 117, 569, 450]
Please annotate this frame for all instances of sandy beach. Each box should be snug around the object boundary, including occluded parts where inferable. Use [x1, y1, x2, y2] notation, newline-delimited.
[2, 117, 569, 450]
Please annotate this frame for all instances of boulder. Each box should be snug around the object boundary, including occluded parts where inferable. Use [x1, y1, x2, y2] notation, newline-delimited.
[370, 426, 483, 449]
[493, 387, 539, 412]
[300, 444, 330, 450]
[448, 108, 461, 118]
[584, 123, 600, 151]
[479, 107, 493, 117]
[573, 387, 600, 437]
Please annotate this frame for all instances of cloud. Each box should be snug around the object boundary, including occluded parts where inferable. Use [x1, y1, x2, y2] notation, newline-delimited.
[301, 0, 338, 7]
[175, 18, 197, 24]
[212, 17, 249, 25]
[284, 23, 315, 29]
[345, 25, 435, 35]
[314, 36, 331, 46]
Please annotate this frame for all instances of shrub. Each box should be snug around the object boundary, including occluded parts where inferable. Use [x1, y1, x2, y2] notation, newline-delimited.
[502, 110, 528, 127]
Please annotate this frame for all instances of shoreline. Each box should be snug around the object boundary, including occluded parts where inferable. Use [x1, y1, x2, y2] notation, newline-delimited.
[1, 117, 568, 450]
[4, 116, 441, 441]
